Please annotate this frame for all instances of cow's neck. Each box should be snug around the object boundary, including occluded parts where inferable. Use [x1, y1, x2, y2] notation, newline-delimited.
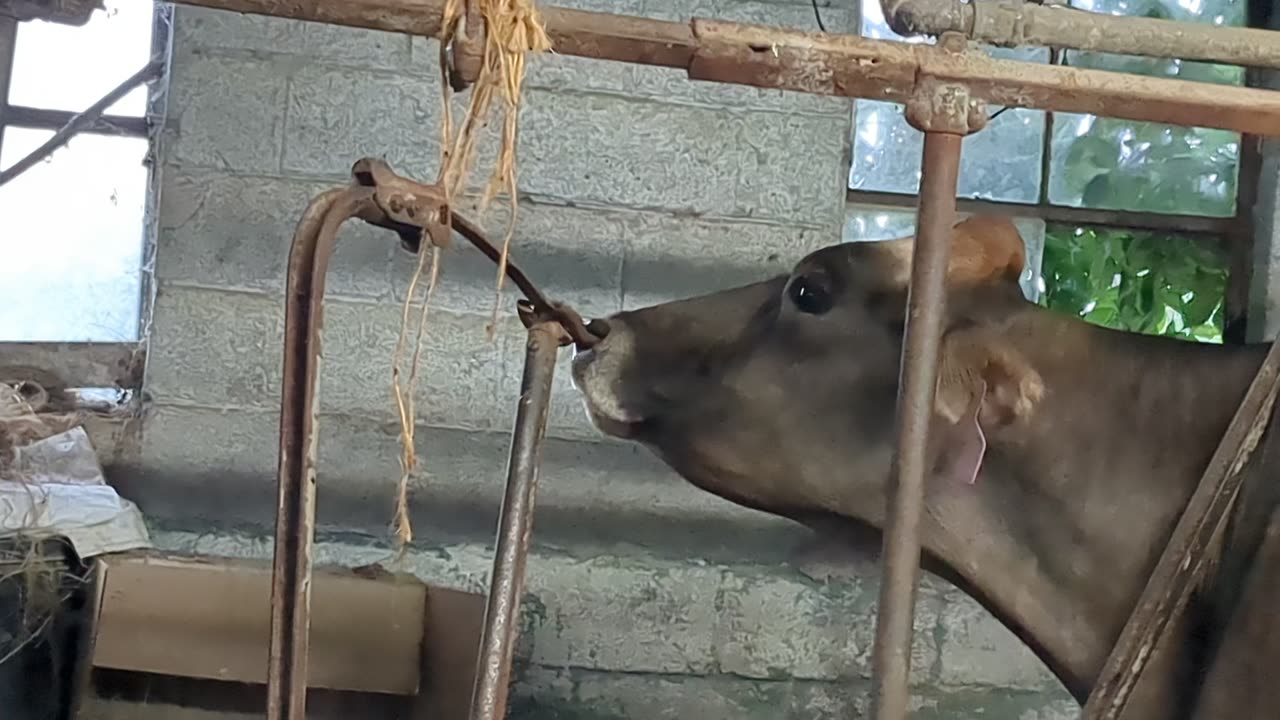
[918, 309, 1268, 702]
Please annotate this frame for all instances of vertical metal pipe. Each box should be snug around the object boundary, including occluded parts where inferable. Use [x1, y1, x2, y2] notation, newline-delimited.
[469, 322, 560, 720]
[268, 189, 367, 720]
[870, 130, 964, 720]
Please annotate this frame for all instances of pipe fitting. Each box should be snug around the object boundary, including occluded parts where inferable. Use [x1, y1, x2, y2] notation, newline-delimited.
[880, 0, 967, 39]
[446, 8, 485, 91]
[905, 78, 988, 135]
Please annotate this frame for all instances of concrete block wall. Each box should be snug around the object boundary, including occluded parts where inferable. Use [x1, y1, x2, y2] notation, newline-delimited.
[118, 0, 1075, 716]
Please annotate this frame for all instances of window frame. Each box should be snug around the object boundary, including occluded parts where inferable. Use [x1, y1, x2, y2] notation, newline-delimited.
[845, 3, 1263, 345]
[0, 4, 171, 391]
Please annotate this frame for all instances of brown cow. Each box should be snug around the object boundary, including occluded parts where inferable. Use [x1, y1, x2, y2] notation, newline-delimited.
[569, 215, 1280, 719]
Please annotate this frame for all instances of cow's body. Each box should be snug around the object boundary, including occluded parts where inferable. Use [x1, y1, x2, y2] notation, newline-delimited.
[568, 216, 1280, 718]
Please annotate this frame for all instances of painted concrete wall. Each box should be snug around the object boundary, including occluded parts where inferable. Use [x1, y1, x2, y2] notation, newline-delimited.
[111, 0, 1076, 716]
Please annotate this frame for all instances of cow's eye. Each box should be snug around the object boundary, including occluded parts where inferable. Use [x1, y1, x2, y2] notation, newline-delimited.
[787, 274, 833, 315]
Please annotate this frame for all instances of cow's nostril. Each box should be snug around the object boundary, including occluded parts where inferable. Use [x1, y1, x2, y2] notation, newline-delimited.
[586, 318, 611, 340]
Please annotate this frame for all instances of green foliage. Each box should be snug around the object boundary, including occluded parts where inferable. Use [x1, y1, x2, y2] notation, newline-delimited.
[1052, 0, 1243, 217]
[1040, 225, 1227, 343]
[1054, 120, 1239, 218]
[1036, 0, 1240, 344]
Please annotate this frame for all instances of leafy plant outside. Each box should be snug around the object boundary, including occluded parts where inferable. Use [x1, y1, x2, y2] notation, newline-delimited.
[1039, 226, 1228, 343]
[1038, 0, 1240, 345]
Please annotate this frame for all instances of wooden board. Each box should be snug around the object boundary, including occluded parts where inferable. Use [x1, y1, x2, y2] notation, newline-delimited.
[92, 553, 428, 696]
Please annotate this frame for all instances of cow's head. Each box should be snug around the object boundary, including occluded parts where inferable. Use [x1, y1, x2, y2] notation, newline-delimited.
[570, 215, 1047, 526]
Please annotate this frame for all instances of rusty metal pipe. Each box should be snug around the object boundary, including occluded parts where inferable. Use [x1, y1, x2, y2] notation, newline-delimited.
[869, 131, 964, 720]
[469, 321, 562, 720]
[268, 159, 593, 720]
[881, 0, 1280, 71]
[169, 0, 1280, 138]
[270, 186, 377, 720]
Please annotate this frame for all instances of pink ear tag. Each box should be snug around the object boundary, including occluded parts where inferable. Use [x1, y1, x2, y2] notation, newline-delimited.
[933, 381, 988, 486]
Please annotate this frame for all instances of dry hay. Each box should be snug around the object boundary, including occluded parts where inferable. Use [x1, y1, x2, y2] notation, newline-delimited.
[0, 381, 92, 667]
[389, 0, 551, 548]
[0, 380, 86, 477]
[0, 538, 78, 669]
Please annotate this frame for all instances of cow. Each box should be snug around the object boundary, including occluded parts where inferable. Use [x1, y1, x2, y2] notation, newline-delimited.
[568, 215, 1280, 719]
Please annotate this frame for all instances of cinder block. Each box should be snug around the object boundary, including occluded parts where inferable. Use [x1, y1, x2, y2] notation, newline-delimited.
[145, 284, 283, 409]
[174, 5, 411, 68]
[390, 199, 625, 321]
[138, 405, 281, 491]
[318, 300, 503, 429]
[522, 557, 722, 673]
[156, 170, 394, 299]
[165, 53, 286, 174]
[172, 5, 306, 55]
[147, 284, 504, 425]
[490, 90, 850, 222]
[524, 51, 638, 96]
[131, 405, 790, 555]
[516, 89, 741, 214]
[296, 22, 412, 69]
[283, 66, 444, 178]
[622, 214, 832, 310]
[715, 571, 863, 680]
[732, 111, 851, 223]
[715, 571, 940, 684]
[937, 589, 1059, 690]
[513, 666, 792, 720]
[788, 680, 872, 719]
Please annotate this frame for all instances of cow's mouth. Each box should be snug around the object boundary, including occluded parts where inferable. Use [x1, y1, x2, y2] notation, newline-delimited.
[570, 346, 646, 439]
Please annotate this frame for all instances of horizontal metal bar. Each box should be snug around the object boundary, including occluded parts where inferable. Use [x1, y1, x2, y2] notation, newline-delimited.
[3, 105, 151, 137]
[846, 190, 1238, 238]
[882, 0, 1280, 71]
[0, 342, 142, 389]
[690, 20, 1280, 136]
[168, 0, 1280, 138]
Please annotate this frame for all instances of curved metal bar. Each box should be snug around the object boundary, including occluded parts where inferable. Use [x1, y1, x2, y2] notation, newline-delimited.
[267, 158, 598, 720]
[269, 185, 377, 720]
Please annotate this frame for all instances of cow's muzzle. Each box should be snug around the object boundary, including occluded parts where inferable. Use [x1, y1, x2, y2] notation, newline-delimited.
[570, 319, 644, 437]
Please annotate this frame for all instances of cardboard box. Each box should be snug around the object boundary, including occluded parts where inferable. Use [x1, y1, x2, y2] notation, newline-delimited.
[91, 553, 432, 696]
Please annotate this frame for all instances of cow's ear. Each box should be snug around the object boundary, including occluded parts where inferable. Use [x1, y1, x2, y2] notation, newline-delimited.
[876, 214, 1026, 290]
[929, 327, 1044, 485]
[948, 215, 1026, 288]
[937, 326, 1043, 428]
